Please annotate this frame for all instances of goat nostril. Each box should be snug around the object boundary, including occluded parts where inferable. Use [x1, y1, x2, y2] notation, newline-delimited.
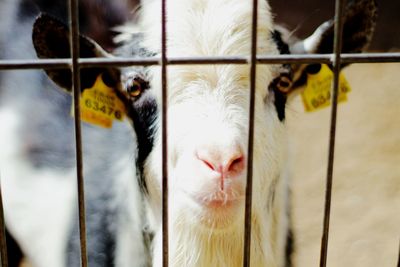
[226, 155, 245, 174]
[196, 152, 216, 171]
[202, 159, 215, 171]
[196, 149, 245, 176]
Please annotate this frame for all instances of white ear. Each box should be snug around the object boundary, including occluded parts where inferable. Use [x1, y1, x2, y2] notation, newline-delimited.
[291, 21, 332, 54]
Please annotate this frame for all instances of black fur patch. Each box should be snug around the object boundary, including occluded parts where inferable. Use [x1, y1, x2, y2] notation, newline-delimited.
[285, 227, 294, 267]
[115, 38, 158, 193]
[268, 77, 287, 121]
[315, 0, 378, 54]
[271, 30, 290, 55]
[125, 90, 158, 193]
[270, 30, 292, 121]
[6, 228, 24, 267]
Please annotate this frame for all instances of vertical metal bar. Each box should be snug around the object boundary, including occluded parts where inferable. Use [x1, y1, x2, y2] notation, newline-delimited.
[68, 0, 88, 266]
[319, 0, 346, 266]
[0, 173, 8, 267]
[161, 0, 169, 266]
[243, 0, 258, 266]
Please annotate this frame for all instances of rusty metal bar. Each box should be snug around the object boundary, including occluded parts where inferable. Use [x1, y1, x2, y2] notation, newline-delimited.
[243, 0, 258, 266]
[161, 0, 169, 266]
[0, 59, 70, 70]
[319, 0, 346, 266]
[0, 173, 8, 267]
[68, 0, 88, 266]
[1, 53, 400, 70]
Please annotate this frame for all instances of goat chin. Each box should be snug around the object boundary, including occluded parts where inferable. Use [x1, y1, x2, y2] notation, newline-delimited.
[151, 190, 284, 267]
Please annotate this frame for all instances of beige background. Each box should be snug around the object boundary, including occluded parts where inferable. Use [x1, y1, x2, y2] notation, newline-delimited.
[288, 63, 400, 267]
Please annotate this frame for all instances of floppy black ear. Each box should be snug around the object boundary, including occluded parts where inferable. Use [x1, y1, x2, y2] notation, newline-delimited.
[291, 0, 377, 54]
[285, 0, 377, 89]
[32, 13, 121, 91]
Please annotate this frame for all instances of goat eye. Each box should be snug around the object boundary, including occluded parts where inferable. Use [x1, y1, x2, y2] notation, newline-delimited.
[127, 80, 142, 97]
[276, 75, 292, 94]
[126, 76, 150, 98]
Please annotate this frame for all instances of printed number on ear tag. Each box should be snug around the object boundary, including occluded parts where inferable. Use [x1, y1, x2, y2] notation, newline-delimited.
[71, 74, 126, 128]
[301, 64, 351, 112]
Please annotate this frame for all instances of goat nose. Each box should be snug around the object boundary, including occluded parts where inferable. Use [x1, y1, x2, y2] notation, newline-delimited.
[196, 146, 245, 177]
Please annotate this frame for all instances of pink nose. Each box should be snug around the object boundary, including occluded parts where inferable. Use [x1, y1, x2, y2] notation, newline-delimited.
[196, 145, 245, 180]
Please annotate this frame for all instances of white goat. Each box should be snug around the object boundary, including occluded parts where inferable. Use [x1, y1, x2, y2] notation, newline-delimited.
[2, 0, 376, 266]
[141, 1, 289, 266]
[138, 1, 376, 266]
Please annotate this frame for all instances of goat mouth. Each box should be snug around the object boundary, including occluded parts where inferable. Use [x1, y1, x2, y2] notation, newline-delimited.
[196, 190, 244, 210]
[179, 190, 245, 230]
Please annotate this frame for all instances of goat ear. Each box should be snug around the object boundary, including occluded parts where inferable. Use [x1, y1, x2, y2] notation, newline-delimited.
[286, 0, 377, 90]
[32, 13, 121, 92]
[291, 0, 377, 54]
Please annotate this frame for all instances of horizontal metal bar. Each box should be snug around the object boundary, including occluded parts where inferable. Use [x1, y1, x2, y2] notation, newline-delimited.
[80, 57, 160, 67]
[1, 53, 400, 70]
[340, 53, 400, 63]
[79, 56, 247, 67]
[70, 53, 400, 65]
[0, 59, 71, 70]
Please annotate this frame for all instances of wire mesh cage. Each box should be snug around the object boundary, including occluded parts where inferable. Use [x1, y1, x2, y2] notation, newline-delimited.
[0, 0, 399, 267]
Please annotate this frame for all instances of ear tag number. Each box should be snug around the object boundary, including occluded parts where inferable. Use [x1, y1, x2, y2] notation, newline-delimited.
[72, 74, 126, 128]
[301, 64, 351, 112]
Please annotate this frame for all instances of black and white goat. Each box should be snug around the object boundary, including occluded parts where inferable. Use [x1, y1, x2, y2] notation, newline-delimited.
[1, 0, 376, 266]
[1, 1, 144, 267]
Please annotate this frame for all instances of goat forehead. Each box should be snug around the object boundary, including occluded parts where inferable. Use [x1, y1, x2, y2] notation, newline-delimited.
[148, 63, 275, 108]
[139, 0, 279, 106]
[141, 0, 276, 56]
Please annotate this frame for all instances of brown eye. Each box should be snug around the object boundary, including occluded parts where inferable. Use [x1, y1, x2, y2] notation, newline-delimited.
[126, 76, 150, 98]
[276, 75, 292, 94]
[127, 79, 142, 97]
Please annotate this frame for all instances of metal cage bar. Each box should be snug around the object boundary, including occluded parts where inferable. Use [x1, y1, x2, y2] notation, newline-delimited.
[243, 0, 259, 266]
[68, 0, 88, 266]
[319, 0, 345, 266]
[161, 0, 169, 266]
[1, 53, 400, 70]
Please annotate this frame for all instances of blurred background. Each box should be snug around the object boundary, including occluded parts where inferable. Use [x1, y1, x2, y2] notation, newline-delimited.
[272, 1, 400, 267]
[0, 0, 399, 266]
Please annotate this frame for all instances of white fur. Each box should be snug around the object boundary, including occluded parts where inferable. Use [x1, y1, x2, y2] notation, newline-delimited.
[113, 156, 148, 267]
[139, 0, 290, 266]
[0, 107, 76, 267]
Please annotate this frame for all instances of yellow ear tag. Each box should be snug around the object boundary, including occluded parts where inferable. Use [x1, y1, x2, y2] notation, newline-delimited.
[72, 74, 126, 128]
[301, 64, 351, 112]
